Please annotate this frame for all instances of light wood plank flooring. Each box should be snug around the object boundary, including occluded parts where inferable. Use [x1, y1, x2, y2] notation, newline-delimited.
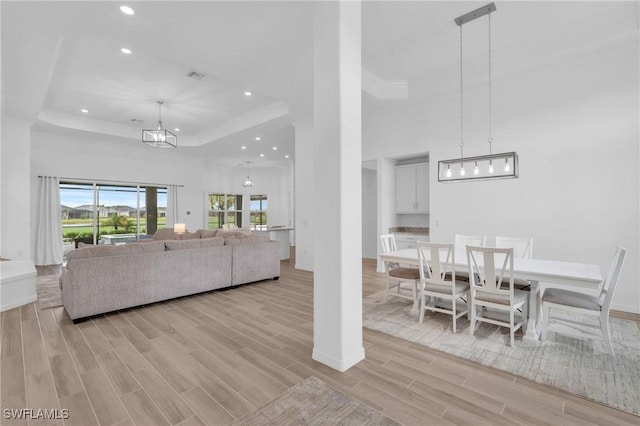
[1, 256, 638, 425]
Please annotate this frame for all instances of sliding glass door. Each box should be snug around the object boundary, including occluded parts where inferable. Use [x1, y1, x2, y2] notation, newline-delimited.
[60, 182, 167, 246]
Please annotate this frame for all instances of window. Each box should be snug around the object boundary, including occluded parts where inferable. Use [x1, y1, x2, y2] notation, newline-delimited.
[60, 182, 167, 247]
[208, 193, 243, 229]
[250, 195, 268, 230]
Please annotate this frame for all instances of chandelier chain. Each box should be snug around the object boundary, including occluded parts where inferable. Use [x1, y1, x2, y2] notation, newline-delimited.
[488, 11, 493, 155]
[460, 24, 464, 159]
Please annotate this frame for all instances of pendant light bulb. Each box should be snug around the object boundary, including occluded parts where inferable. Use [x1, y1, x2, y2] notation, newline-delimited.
[473, 161, 479, 175]
[446, 165, 452, 178]
[459, 163, 466, 176]
[504, 158, 510, 172]
[489, 160, 494, 174]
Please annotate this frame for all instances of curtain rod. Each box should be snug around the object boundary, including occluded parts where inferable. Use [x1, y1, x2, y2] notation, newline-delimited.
[38, 176, 184, 188]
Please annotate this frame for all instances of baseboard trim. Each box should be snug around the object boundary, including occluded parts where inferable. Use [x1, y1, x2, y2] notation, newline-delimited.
[312, 347, 365, 372]
[611, 309, 640, 322]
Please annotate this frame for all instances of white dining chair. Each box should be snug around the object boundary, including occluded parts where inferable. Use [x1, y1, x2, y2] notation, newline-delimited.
[541, 246, 626, 356]
[495, 236, 533, 259]
[380, 234, 420, 303]
[496, 236, 533, 290]
[454, 234, 486, 281]
[417, 242, 470, 333]
[467, 245, 528, 347]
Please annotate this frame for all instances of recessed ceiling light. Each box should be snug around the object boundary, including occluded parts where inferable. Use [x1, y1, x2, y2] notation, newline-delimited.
[81, 109, 89, 113]
[272, 146, 277, 150]
[120, 5, 135, 15]
[241, 146, 247, 150]
[259, 154, 265, 157]
[121, 48, 132, 55]
[244, 91, 252, 96]
[285, 155, 290, 159]
[174, 128, 180, 132]
[255, 136, 261, 141]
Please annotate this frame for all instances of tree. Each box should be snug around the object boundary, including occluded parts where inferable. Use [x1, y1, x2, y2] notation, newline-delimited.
[105, 214, 133, 232]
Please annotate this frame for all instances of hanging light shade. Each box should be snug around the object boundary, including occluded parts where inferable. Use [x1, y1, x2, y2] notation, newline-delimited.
[142, 101, 177, 148]
[438, 2, 519, 183]
[242, 161, 254, 187]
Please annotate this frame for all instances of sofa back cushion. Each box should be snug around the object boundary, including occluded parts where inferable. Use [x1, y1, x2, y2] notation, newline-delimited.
[223, 235, 270, 245]
[67, 240, 166, 260]
[154, 228, 178, 240]
[164, 237, 224, 250]
[195, 229, 218, 239]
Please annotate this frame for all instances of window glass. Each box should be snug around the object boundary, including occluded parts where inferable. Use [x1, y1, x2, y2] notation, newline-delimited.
[60, 182, 166, 252]
[250, 195, 268, 230]
[208, 193, 243, 229]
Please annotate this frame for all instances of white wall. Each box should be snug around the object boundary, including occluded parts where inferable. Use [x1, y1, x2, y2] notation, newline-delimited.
[30, 130, 206, 240]
[363, 7, 639, 313]
[201, 162, 293, 229]
[1, 118, 32, 260]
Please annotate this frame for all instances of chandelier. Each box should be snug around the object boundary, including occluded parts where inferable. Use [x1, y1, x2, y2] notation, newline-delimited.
[438, 3, 518, 183]
[242, 161, 254, 187]
[142, 101, 177, 148]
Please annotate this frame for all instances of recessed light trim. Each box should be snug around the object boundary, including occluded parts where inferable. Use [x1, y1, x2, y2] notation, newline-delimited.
[120, 5, 135, 15]
[259, 154, 265, 157]
[241, 146, 247, 150]
[285, 155, 290, 159]
[173, 128, 181, 132]
[121, 47, 132, 55]
[272, 146, 277, 150]
[244, 91, 252, 96]
[81, 109, 89, 113]
[255, 137, 261, 141]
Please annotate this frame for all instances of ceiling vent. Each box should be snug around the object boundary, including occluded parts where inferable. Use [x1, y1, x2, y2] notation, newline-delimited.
[186, 70, 206, 80]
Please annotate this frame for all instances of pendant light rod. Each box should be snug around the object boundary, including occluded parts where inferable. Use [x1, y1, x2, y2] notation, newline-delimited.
[454, 2, 496, 26]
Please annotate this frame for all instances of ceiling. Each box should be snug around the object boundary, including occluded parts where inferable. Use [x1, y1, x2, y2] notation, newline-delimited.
[2, 1, 635, 167]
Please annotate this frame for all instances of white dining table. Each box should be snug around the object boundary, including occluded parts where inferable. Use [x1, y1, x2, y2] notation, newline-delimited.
[379, 248, 603, 342]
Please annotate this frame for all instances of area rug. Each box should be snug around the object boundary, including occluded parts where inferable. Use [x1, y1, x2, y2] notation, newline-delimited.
[232, 376, 398, 425]
[363, 291, 640, 416]
[36, 273, 63, 309]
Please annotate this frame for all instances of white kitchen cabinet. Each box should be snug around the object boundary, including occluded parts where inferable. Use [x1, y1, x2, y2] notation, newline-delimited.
[395, 163, 429, 214]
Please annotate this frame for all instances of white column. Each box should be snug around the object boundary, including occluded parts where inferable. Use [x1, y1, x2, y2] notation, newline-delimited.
[293, 118, 314, 272]
[312, 0, 364, 372]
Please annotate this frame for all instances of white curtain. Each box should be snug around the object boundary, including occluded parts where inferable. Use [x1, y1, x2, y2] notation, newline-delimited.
[35, 176, 63, 265]
[166, 184, 179, 227]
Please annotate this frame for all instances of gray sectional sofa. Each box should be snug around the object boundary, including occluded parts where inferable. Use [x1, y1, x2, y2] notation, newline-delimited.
[60, 229, 280, 321]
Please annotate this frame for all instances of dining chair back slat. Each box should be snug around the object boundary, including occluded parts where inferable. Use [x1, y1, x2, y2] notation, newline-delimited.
[495, 236, 533, 259]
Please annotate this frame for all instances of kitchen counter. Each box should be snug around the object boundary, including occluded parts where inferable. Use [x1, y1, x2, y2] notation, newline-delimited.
[389, 227, 429, 236]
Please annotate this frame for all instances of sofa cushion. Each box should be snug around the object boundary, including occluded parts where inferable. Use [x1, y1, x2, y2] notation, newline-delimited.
[216, 230, 243, 239]
[196, 229, 218, 239]
[164, 237, 224, 250]
[67, 240, 166, 260]
[153, 228, 178, 240]
[181, 232, 200, 240]
[224, 235, 270, 245]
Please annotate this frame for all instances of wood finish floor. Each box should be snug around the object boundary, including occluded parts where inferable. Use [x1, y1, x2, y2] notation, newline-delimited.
[1, 256, 638, 426]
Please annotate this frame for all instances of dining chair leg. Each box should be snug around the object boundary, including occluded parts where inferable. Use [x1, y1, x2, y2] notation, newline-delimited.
[541, 304, 551, 340]
[469, 303, 476, 336]
[510, 309, 515, 347]
[601, 311, 615, 356]
[452, 297, 457, 333]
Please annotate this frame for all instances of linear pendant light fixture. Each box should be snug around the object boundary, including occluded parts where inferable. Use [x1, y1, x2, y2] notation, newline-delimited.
[438, 2, 518, 183]
[142, 101, 177, 148]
